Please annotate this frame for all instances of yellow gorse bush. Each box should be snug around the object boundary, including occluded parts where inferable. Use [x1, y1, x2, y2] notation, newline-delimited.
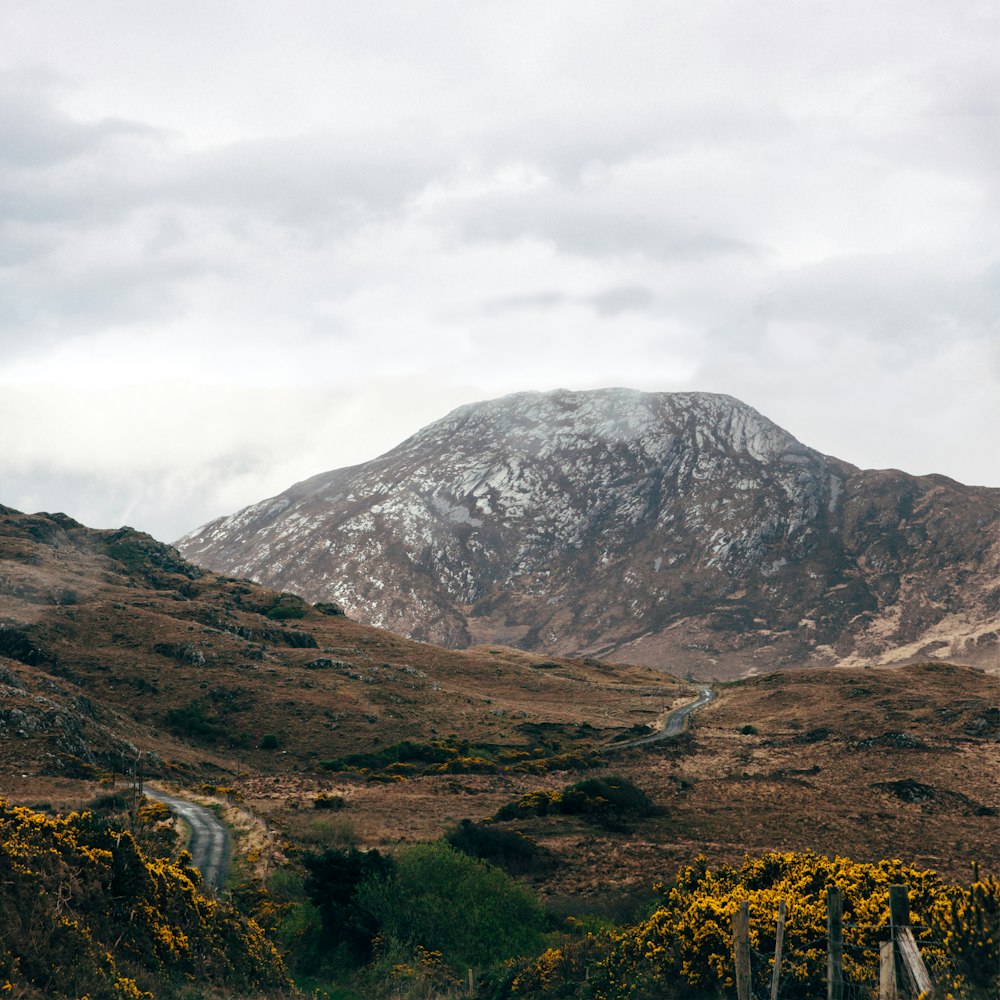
[0, 798, 290, 999]
[507, 851, 998, 1000]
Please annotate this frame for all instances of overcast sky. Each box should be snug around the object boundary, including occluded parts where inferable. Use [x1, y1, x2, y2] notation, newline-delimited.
[1, 1, 997, 543]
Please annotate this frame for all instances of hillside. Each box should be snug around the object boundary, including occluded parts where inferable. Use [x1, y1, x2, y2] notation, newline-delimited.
[2, 503, 996, 892]
[176, 388, 1000, 678]
[0, 504, 689, 794]
[236, 659, 998, 897]
[1, 502, 997, 998]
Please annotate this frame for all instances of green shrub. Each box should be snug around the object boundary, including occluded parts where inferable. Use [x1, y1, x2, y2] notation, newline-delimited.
[493, 775, 654, 827]
[314, 602, 346, 617]
[303, 817, 358, 849]
[493, 789, 562, 821]
[560, 775, 654, 818]
[446, 819, 549, 875]
[87, 792, 132, 813]
[163, 701, 226, 742]
[314, 793, 347, 811]
[266, 604, 307, 621]
[260, 733, 280, 750]
[357, 842, 546, 972]
[264, 593, 308, 621]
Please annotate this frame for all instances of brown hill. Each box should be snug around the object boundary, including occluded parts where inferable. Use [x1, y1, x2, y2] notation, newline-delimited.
[229, 660, 998, 899]
[176, 389, 1000, 678]
[2, 504, 996, 897]
[0, 504, 688, 793]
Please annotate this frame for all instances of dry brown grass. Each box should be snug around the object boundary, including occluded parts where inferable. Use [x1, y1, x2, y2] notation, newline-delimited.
[1, 508, 996, 911]
[225, 661, 998, 905]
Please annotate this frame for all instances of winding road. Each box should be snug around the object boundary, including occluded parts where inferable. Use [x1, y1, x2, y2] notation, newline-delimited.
[145, 788, 230, 892]
[141, 689, 713, 884]
[606, 685, 715, 751]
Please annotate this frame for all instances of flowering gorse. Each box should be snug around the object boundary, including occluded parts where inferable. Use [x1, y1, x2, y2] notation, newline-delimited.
[0, 798, 290, 999]
[506, 851, 997, 1000]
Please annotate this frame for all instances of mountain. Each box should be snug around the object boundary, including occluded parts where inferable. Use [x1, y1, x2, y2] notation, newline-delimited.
[176, 389, 1000, 677]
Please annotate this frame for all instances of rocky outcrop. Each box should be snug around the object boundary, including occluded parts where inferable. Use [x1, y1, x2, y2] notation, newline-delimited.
[177, 389, 1000, 676]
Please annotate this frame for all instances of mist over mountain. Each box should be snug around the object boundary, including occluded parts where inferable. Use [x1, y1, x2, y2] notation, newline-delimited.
[177, 389, 1000, 677]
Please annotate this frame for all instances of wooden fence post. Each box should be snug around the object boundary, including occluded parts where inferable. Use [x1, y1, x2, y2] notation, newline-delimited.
[770, 898, 786, 1000]
[889, 885, 910, 929]
[880, 940, 899, 1000]
[889, 885, 935, 999]
[889, 886, 909, 995]
[733, 900, 751, 1000]
[827, 886, 844, 1000]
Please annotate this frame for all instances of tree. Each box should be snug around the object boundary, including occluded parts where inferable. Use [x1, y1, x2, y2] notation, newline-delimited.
[301, 847, 395, 962]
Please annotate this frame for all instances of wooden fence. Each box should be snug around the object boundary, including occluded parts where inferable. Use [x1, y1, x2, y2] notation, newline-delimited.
[731, 884, 936, 1000]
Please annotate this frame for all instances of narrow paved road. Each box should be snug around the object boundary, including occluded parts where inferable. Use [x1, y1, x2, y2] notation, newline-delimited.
[145, 788, 230, 892]
[606, 685, 715, 751]
[661, 685, 715, 738]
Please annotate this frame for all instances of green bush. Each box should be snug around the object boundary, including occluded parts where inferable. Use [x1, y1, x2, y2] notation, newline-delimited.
[87, 792, 132, 813]
[163, 700, 226, 742]
[493, 775, 654, 827]
[262, 869, 327, 977]
[493, 789, 562, 821]
[314, 602, 346, 617]
[260, 733, 280, 750]
[446, 819, 549, 875]
[266, 604, 307, 621]
[264, 593, 309, 621]
[314, 793, 347, 811]
[560, 776, 654, 818]
[358, 842, 547, 972]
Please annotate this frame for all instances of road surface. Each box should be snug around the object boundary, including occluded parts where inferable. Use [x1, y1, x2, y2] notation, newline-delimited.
[606, 685, 715, 751]
[145, 788, 230, 892]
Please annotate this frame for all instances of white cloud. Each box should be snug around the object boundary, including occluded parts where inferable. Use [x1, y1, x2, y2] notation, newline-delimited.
[0, 1, 996, 540]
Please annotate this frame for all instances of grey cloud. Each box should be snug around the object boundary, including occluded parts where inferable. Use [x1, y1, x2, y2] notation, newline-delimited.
[0, 463, 247, 542]
[0, 255, 197, 338]
[588, 285, 654, 316]
[766, 254, 999, 347]
[476, 101, 790, 188]
[459, 193, 759, 261]
[482, 286, 655, 319]
[0, 86, 188, 354]
[0, 88, 154, 168]
[169, 128, 453, 227]
[482, 292, 568, 315]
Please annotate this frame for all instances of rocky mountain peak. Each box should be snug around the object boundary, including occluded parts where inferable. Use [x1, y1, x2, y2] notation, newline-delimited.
[177, 388, 1000, 677]
[395, 388, 800, 465]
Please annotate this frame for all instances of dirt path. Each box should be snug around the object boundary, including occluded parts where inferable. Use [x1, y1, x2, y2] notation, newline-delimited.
[145, 788, 230, 892]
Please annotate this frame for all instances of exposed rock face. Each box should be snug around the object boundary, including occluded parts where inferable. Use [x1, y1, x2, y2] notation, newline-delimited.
[176, 389, 1000, 676]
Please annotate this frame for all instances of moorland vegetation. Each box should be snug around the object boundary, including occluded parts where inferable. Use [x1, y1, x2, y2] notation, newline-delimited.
[2, 507, 998, 998]
[3, 781, 997, 1000]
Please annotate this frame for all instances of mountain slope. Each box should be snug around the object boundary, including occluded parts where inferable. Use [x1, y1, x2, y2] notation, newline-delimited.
[177, 389, 1000, 676]
[0, 503, 686, 788]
